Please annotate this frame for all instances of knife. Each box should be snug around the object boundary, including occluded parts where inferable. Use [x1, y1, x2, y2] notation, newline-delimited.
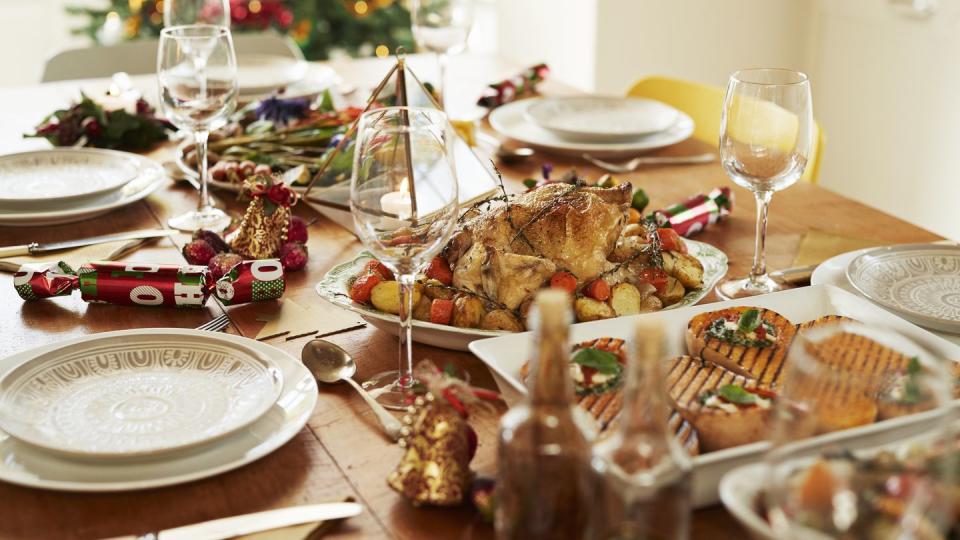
[0, 229, 176, 259]
[106, 502, 363, 540]
[769, 263, 818, 286]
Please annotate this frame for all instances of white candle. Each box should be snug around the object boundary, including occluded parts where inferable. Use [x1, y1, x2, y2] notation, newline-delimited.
[380, 178, 412, 220]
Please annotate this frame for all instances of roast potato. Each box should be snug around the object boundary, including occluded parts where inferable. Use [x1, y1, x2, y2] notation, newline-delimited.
[421, 279, 455, 300]
[662, 251, 704, 289]
[621, 223, 643, 237]
[412, 296, 432, 321]
[575, 297, 615, 322]
[640, 295, 663, 312]
[610, 283, 643, 316]
[370, 281, 422, 315]
[452, 294, 485, 328]
[480, 309, 525, 332]
[656, 276, 685, 306]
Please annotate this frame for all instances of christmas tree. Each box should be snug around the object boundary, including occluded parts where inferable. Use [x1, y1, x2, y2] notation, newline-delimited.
[67, 0, 414, 61]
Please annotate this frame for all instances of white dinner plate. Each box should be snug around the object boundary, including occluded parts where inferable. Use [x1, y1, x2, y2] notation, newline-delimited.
[0, 153, 165, 227]
[238, 64, 338, 104]
[237, 54, 309, 96]
[315, 240, 728, 351]
[489, 98, 694, 157]
[0, 333, 283, 458]
[468, 284, 960, 507]
[0, 149, 140, 206]
[525, 96, 679, 142]
[0, 329, 317, 492]
[846, 244, 960, 334]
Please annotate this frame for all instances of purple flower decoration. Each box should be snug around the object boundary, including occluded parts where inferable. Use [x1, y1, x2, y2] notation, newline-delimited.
[254, 96, 310, 126]
[541, 163, 554, 180]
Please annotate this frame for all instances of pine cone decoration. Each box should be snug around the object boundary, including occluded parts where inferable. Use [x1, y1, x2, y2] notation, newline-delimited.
[228, 176, 299, 259]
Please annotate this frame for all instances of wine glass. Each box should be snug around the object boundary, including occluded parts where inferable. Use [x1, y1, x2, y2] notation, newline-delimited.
[716, 68, 813, 299]
[157, 25, 238, 232]
[164, 0, 230, 27]
[350, 106, 460, 409]
[765, 322, 956, 538]
[411, 0, 474, 109]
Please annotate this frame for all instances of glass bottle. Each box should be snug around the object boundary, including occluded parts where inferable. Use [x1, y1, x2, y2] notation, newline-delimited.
[589, 320, 693, 540]
[496, 289, 592, 540]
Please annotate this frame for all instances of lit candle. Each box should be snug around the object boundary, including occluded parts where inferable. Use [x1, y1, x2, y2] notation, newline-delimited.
[380, 177, 412, 220]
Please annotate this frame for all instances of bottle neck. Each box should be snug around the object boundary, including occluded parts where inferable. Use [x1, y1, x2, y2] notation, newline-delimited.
[529, 308, 574, 407]
[611, 327, 673, 471]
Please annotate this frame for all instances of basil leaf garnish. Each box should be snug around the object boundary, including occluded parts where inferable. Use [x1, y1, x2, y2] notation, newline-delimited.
[737, 309, 761, 334]
[718, 384, 757, 405]
[572, 348, 620, 375]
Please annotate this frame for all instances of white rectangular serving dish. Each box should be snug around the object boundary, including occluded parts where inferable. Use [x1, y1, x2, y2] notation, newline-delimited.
[468, 284, 960, 507]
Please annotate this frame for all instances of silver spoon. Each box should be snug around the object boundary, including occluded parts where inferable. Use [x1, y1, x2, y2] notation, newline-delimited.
[496, 145, 535, 164]
[301, 339, 403, 441]
[582, 152, 715, 173]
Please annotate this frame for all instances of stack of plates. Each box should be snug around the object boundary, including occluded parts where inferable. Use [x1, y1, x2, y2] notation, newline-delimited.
[489, 96, 694, 157]
[0, 148, 166, 227]
[236, 55, 333, 103]
[0, 329, 317, 491]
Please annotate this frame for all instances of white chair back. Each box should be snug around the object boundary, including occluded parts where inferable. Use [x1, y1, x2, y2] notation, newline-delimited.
[41, 31, 303, 82]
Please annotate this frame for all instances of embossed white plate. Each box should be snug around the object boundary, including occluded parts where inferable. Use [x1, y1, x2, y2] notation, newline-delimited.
[0, 153, 165, 227]
[315, 240, 728, 351]
[846, 244, 960, 334]
[525, 96, 680, 141]
[0, 329, 316, 492]
[0, 149, 140, 205]
[0, 333, 283, 458]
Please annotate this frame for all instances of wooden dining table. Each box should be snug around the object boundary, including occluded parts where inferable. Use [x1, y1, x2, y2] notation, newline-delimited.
[0, 52, 942, 540]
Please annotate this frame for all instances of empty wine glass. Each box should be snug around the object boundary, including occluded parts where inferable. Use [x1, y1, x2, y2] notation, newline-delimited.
[350, 106, 460, 409]
[766, 322, 956, 538]
[411, 0, 474, 109]
[716, 68, 813, 299]
[164, 0, 230, 27]
[157, 25, 238, 232]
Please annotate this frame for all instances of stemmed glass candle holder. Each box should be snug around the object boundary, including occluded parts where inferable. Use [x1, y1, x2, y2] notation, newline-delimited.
[716, 68, 813, 299]
[157, 25, 238, 232]
[350, 107, 459, 409]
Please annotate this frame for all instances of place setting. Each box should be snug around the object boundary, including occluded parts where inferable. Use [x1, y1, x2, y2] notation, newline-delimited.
[5, 0, 960, 539]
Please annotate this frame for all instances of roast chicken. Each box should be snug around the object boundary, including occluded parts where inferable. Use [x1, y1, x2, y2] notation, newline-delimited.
[443, 183, 632, 310]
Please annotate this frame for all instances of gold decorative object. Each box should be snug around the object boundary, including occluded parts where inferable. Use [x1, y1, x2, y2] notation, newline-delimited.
[228, 176, 299, 259]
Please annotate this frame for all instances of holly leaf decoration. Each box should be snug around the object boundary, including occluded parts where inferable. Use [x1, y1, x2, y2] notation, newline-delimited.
[572, 348, 620, 375]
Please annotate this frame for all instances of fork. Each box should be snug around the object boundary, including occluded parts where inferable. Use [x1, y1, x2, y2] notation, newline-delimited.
[583, 152, 715, 173]
[195, 314, 231, 332]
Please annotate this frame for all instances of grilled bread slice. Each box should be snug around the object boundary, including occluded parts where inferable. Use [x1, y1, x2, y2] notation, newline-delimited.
[686, 307, 796, 388]
[796, 314, 856, 332]
[665, 355, 773, 452]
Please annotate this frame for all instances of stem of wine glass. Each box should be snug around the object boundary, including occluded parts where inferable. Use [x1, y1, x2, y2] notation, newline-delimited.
[749, 190, 773, 284]
[195, 129, 212, 211]
[396, 272, 417, 391]
[437, 52, 448, 110]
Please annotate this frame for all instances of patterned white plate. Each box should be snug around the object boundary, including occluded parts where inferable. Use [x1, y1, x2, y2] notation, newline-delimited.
[237, 54, 309, 95]
[0, 333, 283, 458]
[0, 153, 165, 227]
[0, 149, 140, 205]
[0, 329, 316, 492]
[315, 240, 728, 351]
[846, 244, 960, 334]
[525, 96, 680, 142]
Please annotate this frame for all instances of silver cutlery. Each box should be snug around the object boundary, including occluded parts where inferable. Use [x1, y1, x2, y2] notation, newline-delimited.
[583, 152, 715, 173]
[194, 314, 231, 333]
[106, 502, 363, 540]
[0, 229, 176, 259]
[301, 339, 403, 441]
[769, 264, 817, 285]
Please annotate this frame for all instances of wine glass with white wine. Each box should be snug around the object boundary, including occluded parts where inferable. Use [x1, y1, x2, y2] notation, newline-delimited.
[157, 25, 237, 232]
[716, 68, 813, 299]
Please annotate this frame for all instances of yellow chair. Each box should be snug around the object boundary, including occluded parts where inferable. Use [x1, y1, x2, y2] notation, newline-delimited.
[626, 76, 824, 183]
